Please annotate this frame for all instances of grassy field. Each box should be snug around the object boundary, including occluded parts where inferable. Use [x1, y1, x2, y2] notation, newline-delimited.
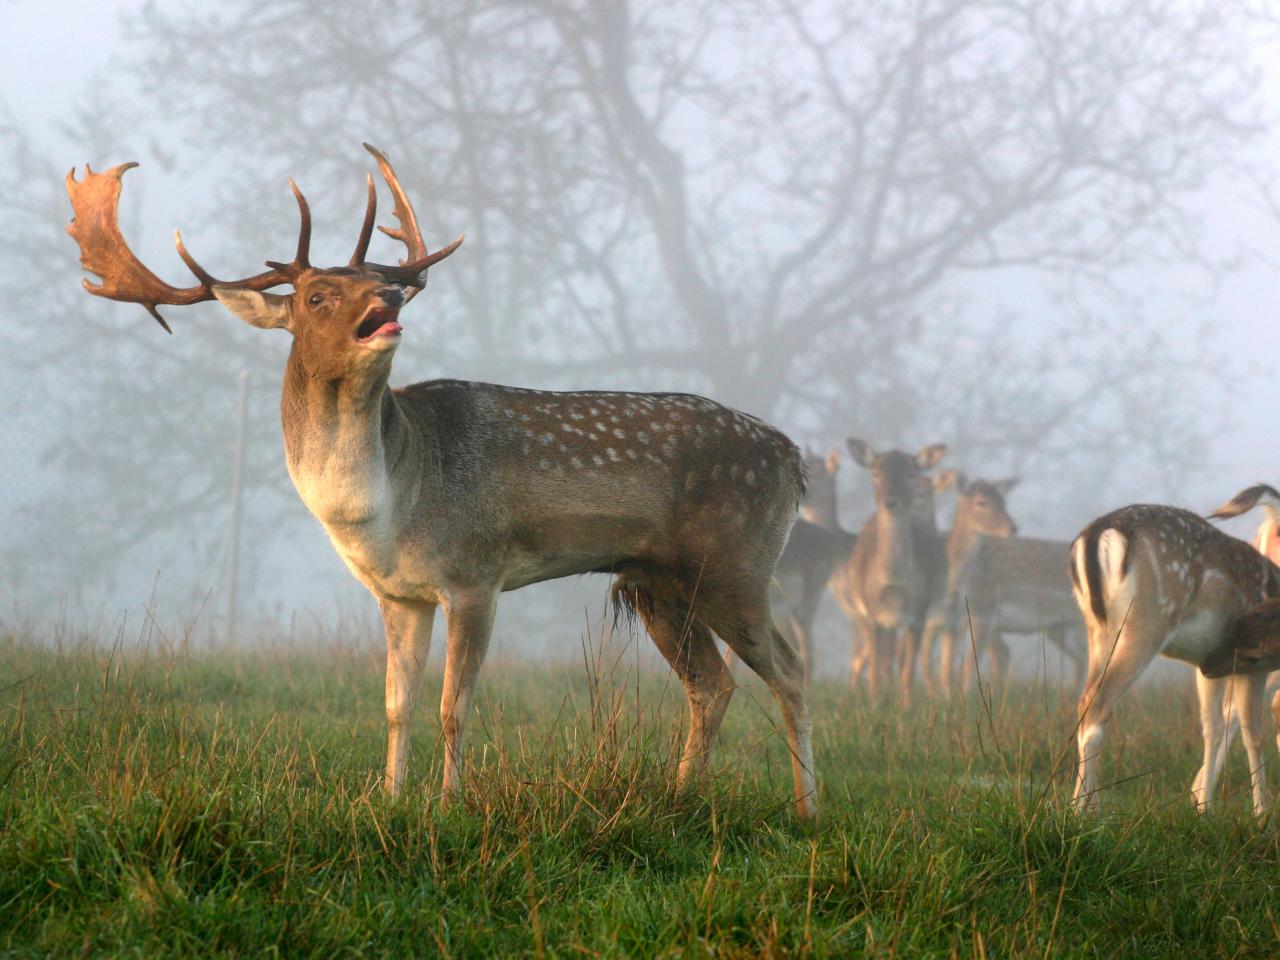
[2, 627, 1279, 958]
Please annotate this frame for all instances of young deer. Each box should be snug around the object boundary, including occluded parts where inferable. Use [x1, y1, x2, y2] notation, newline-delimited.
[772, 449, 856, 685]
[918, 473, 1016, 696]
[66, 146, 818, 820]
[1070, 497, 1280, 816]
[829, 439, 947, 702]
[937, 478, 1085, 696]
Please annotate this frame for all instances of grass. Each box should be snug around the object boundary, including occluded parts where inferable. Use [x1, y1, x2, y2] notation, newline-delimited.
[1, 623, 1279, 958]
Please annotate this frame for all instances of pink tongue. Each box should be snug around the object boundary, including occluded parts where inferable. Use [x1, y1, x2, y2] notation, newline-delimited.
[365, 321, 401, 340]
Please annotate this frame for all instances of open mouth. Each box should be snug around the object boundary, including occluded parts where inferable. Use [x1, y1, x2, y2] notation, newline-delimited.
[356, 306, 402, 343]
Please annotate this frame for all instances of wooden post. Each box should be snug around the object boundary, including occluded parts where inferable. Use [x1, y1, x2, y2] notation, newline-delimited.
[226, 370, 249, 641]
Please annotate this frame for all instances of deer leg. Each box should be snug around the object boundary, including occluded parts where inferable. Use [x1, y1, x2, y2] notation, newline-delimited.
[919, 615, 942, 698]
[1191, 671, 1231, 811]
[868, 625, 895, 700]
[713, 603, 818, 821]
[961, 614, 987, 694]
[380, 598, 437, 797]
[438, 588, 498, 806]
[850, 615, 873, 691]
[897, 626, 918, 707]
[938, 628, 957, 698]
[1234, 673, 1270, 818]
[1073, 623, 1154, 813]
[625, 581, 735, 787]
[991, 633, 1012, 695]
[1196, 676, 1236, 804]
[795, 580, 825, 687]
[1272, 685, 1280, 770]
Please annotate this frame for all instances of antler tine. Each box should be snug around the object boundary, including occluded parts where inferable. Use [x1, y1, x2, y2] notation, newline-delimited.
[363, 142, 427, 263]
[289, 178, 312, 270]
[361, 142, 464, 299]
[67, 161, 299, 330]
[349, 172, 377, 266]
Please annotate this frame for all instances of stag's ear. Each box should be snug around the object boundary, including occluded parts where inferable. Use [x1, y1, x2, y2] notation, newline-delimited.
[993, 476, 1020, 497]
[846, 438, 875, 468]
[916, 443, 947, 470]
[933, 468, 960, 493]
[212, 286, 292, 331]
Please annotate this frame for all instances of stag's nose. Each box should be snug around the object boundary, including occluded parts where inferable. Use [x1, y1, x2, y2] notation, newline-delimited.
[377, 286, 405, 308]
[1008, 521, 1019, 535]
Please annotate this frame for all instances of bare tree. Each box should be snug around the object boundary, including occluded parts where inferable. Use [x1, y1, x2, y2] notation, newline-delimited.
[5, 0, 1270, 609]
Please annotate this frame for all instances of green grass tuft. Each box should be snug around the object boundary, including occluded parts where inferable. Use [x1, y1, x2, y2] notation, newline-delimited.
[1, 636, 1278, 957]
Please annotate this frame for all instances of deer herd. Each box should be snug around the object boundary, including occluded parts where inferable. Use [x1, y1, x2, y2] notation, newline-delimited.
[66, 145, 1280, 824]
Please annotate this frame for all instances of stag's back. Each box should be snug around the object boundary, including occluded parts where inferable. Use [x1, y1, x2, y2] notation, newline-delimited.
[391, 381, 805, 590]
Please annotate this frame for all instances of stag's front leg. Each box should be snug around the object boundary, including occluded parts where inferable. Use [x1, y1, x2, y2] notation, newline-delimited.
[380, 598, 438, 797]
[439, 587, 498, 805]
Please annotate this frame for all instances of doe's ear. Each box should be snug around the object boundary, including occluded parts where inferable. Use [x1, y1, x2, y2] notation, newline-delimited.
[933, 468, 960, 494]
[846, 437, 876, 469]
[825, 448, 842, 475]
[212, 286, 292, 331]
[916, 443, 947, 470]
[993, 476, 1020, 497]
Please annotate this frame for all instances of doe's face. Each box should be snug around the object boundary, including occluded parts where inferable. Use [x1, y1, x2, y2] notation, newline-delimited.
[957, 480, 1017, 537]
[868, 451, 921, 515]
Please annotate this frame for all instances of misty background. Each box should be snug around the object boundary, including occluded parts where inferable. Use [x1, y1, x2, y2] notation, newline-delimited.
[3, 0, 1279, 676]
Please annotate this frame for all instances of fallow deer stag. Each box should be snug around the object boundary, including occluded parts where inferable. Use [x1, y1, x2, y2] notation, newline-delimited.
[66, 146, 818, 820]
[829, 439, 946, 702]
[772, 449, 857, 684]
[1070, 498, 1280, 816]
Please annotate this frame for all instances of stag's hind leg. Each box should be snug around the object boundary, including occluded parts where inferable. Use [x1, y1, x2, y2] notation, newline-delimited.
[439, 587, 498, 806]
[707, 597, 818, 821]
[615, 578, 735, 787]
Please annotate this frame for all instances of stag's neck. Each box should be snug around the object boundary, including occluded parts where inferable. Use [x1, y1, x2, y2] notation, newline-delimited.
[279, 349, 419, 526]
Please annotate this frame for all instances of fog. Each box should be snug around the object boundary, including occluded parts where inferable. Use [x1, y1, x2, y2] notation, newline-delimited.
[3, 1, 1279, 676]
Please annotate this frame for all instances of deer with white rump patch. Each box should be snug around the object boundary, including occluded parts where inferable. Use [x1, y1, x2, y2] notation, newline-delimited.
[66, 145, 818, 820]
[1070, 495, 1280, 817]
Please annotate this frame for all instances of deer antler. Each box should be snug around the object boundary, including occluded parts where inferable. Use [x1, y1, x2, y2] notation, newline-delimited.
[360, 143, 463, 300]
[66, 163, 306, 331]
[68, 146, 463, 327]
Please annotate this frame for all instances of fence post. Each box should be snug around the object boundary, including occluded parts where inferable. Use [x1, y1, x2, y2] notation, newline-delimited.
[226, 370, 249, 641]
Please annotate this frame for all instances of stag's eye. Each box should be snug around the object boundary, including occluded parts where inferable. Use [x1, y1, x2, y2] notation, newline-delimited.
[308, 293, 325, 307]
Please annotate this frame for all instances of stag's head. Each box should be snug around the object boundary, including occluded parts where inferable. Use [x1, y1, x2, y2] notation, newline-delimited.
[845, 438, 946, 516]
[66, 144, 462, 380]
[952, 474, 1019, 537]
